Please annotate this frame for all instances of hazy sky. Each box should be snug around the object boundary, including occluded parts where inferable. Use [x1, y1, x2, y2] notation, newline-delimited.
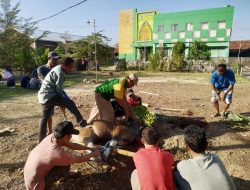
[11, 0, 250, 45]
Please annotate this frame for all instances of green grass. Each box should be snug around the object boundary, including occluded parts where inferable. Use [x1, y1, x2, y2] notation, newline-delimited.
[0, 83, 37, 102]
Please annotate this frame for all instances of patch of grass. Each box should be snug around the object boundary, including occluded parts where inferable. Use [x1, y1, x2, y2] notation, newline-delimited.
[0, 84, 37, 102]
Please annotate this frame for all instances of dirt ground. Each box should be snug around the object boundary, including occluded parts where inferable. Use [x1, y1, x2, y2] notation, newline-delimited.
[0, 74, 250, 190]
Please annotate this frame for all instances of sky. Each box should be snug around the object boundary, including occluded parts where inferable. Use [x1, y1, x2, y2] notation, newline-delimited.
[11, 0, 250, 45]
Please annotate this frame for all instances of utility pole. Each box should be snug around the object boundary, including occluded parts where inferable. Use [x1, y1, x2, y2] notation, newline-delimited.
[87, 19, 98, 82]
[237, 38, 242, 75]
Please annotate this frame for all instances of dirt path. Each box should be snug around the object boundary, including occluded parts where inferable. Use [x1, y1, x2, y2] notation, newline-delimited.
[0, 75, 250, 190]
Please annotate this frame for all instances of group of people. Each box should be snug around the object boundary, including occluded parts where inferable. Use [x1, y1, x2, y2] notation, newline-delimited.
[131, 126, 236, 190]
[23, 51, 237, 189]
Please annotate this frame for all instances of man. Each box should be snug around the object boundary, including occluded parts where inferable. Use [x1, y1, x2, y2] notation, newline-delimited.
[131, 127, 174, 190]
[38, 57, 87, 142]
[174, 126, 236, 190]
[87, 74, 138, 124]
[210, 63, 236, 118]
[37, 51, 59, 80]
[24, 121, 100, 190]
[37, 51, 60, 134]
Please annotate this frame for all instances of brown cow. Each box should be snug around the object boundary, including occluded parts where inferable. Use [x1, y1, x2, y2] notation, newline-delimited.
[71, 120, 139, 147]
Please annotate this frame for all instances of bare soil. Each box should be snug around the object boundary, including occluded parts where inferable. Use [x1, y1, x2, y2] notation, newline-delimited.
[0, 75, 250, 190]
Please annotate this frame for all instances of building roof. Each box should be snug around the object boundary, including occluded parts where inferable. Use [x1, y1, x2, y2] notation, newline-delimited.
[230, 40, 250, 50]
[31, 30, 85, 42]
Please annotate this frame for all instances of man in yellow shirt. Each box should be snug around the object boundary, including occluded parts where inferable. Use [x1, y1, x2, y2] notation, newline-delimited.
[88, 74, 138, 124]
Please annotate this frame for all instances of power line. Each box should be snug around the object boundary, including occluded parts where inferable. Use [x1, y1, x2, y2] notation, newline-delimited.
[32, 0, 88, 24]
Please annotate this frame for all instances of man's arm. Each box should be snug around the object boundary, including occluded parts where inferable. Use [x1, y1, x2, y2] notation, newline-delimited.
[222, 84, 234, 101]
[54, 72, 64, 95]
[64, 141, 98, 151]
[72, 150, 100, 163]
[117, 94, 132, 118]
[210, 84, 221, 101]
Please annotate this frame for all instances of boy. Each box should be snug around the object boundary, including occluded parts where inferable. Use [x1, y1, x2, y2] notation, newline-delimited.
[175, 126, 236, 190]
[131, 127, 174, 190]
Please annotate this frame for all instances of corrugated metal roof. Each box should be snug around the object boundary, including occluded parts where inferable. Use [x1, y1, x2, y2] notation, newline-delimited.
[31, 30, 85, 42]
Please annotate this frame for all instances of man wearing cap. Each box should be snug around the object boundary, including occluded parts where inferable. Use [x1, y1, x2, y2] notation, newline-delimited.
[38, 57, 87, 142]
[37, 51, 60, 135]
[37, 51, 60, 80]
[88, 74, 138, 124]
[24, 121, 100, 190]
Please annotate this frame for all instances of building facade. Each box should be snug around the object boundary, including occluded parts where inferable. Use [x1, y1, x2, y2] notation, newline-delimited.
[119, 6, 234, 61]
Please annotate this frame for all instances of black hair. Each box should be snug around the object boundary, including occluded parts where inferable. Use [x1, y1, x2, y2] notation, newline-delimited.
[217, 63, 227, 70]
[184, 125, 207, 153]
[142, 127, 159, 145]
[54, 121, 74, 140]
[54, 131, 64, 140]
[60, 57, 74, 66]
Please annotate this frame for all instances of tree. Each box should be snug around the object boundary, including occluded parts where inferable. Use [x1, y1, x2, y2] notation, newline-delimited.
[0, 0, 36, 72]
[188, 41, 211, 60]
[68, 32, 113, 65]
[172, 42, 186, 71]
[187, 41, 211, 71]
[147, 52, 161, 71]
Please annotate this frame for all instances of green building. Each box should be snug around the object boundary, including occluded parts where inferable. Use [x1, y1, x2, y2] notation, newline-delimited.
[118, 6, 234, 61]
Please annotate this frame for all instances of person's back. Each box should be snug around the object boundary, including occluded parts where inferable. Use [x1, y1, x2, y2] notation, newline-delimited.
[134, 147, 174, 190]
[175, 126, 235, 190]
[38, 64, 64, 104]
[29, 77, 41, 90]
[131, 127, 174, 190]
[177, 153, 235, 190]
[21, 76, 31, 88]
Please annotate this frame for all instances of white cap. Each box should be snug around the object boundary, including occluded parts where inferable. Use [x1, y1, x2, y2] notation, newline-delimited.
[128, 74, 138, 86]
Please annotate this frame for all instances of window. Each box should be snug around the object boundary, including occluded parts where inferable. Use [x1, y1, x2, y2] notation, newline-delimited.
[201, 22, 209, 30]
[179, 32, 185, 38]
[226, 29, 231, 37]
[217, 21, 226, 29]
[209, 30, 216, 37]
[217, 37, 224, 41]
[186, 23, 193, 31]
[165, 32, 171, 39]
[158, 25, 164, 32]
[172, 24, 178, 32]
[153, 33, 158, 40]
[193, 31, 200, 38]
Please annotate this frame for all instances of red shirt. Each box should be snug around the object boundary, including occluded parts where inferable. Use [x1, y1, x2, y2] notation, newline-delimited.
[133, 147, 174, 190]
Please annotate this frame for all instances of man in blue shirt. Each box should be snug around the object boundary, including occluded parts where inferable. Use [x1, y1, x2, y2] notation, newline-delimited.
[210, 64, 236, 118]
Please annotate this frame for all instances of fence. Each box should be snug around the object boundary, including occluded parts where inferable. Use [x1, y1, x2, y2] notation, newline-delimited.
[123, 57, 250, 77]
